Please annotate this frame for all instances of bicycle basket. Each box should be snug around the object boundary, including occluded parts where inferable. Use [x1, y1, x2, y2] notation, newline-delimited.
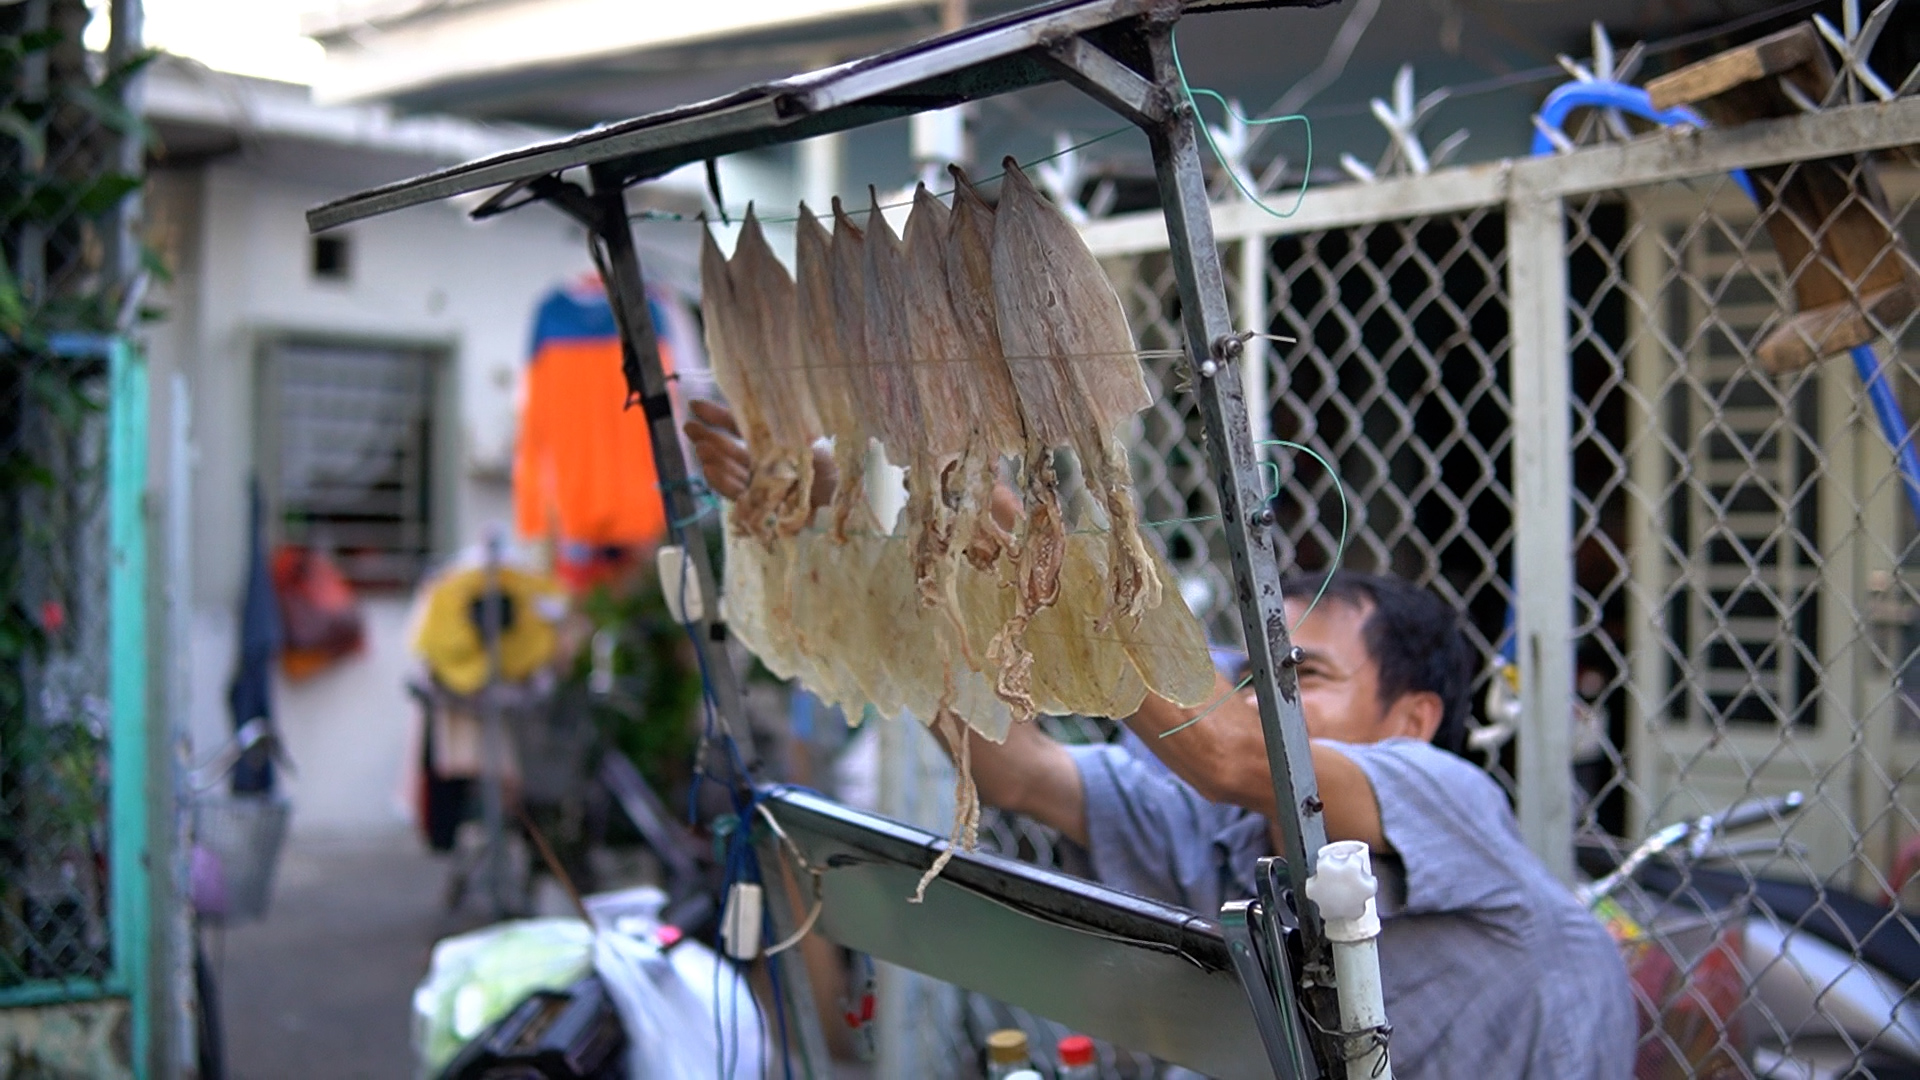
[191, 793, 292, 924]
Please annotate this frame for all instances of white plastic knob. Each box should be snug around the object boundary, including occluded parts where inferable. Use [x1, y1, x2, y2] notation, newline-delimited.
[1305, 840, 1382, 942]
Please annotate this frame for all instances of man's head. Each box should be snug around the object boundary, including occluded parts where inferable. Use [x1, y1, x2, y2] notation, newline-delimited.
[1276, 571, 1473, 755]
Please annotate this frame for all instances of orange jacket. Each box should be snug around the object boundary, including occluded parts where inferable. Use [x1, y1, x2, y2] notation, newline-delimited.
[512, 284, 667, 546]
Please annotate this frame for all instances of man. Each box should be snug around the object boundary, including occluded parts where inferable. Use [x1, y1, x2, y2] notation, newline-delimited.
[684, 402, 1634, 1078]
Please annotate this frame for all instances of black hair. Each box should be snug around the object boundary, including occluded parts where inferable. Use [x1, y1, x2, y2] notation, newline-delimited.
[1277, 570, 1475, 756]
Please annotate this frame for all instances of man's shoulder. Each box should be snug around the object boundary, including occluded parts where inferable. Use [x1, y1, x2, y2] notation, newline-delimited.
[1337, 737, 1504, 804]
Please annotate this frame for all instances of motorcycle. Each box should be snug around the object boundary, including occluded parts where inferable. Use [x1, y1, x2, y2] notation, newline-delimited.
[1578, 792, 1920, 1079]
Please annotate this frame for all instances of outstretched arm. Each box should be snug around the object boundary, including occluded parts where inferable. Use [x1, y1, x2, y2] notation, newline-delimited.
[929, 720, 1089, 846]
[1129, 684, 1387, 852]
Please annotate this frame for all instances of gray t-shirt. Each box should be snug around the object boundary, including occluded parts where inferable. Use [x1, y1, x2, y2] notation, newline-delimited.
[1067, 733, 1635, 1080]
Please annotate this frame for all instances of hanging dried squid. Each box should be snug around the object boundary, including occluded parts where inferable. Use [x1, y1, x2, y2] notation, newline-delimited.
[726, 209, 821, 543]
[943, 170, 1027, 574]
[990, 159, 1161, 627]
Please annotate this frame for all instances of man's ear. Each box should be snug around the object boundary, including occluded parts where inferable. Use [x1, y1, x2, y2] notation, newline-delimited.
[1383, 690, 1444, 743]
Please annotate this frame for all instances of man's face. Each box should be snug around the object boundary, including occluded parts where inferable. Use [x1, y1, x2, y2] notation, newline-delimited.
[1281, 595, 1403, 745]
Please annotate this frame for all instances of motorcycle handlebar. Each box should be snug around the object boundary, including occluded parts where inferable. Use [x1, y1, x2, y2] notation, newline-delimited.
[1708, 791, 1805, 837]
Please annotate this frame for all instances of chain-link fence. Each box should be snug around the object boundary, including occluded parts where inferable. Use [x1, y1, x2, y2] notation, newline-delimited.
[1, 0, 147, 1019]
[860, 34, 1920, 1080]
[1048, 72, 1920, 1080]
[0, 352, 115, 989]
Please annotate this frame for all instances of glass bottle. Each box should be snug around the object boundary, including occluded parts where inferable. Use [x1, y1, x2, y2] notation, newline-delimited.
[986, 1028, 1033, 1080]
[1056, 1034, 1096, 1080]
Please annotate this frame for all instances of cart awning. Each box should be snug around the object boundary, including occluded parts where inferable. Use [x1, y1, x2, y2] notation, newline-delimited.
[306, 0, 1329, 233]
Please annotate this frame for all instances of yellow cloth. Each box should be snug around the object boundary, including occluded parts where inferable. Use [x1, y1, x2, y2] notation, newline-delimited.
[412, 566, 564, 694]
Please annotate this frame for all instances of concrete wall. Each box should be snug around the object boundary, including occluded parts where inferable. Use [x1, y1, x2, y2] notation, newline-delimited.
[149, 141, 590, 837]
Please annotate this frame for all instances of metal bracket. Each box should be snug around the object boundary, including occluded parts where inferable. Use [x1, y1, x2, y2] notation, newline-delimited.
[1044, 35, 1168, 127]
[1223, 896, 1319, 1080]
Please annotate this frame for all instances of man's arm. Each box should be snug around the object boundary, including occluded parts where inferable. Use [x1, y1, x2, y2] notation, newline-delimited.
[931, 719, 1089, 846]
[1129, 682, 1387, 852]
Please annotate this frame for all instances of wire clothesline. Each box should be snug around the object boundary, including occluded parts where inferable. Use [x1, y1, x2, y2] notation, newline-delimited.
[631, 125, 1139, 227]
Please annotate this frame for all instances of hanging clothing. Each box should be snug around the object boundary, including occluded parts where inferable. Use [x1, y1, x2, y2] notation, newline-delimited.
[228, 478, 280, 794]
[512, 281, 673, 549]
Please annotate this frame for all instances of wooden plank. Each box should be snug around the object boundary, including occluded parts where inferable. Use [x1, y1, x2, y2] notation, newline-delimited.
[1645, 23, 1822, 110]
[1641, 22, 1920, 369]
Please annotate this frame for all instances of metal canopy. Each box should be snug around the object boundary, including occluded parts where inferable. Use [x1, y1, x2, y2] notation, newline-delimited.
[305, 0, 1328, 233]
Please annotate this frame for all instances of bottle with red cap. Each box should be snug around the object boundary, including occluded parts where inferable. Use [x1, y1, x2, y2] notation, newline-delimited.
[1056, 1034, 1096, 1079]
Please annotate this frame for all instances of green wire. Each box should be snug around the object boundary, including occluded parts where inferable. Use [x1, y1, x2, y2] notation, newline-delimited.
[1255, 438, 1350, 628]
[1158, 438, 1349, 740]
[1169, 26, 1313, 219]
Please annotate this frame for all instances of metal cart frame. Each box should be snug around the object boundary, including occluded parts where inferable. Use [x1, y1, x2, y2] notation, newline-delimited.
[310, 3, 1344, 1074]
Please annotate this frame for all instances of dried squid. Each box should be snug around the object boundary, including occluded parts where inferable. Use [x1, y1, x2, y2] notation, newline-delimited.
[860, 193, 959, 618]
[798, 204, 877, 543]
[990, 159, 1161, 628]
[943, 170, 1027, 573]
[702, 222, 800, 678]
[948, 165, 1068, 718]
[726, 209, 821, 542]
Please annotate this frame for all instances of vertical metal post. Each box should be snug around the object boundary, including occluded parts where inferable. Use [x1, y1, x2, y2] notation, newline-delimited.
[478, 545, 510, 917]
[1140, 17, 1327, 924]
[162, 370, 196, 1077]
[1238, 236, 1271, 446]
[582, 171, 831, 1073]
[581, 171, 755, 757]
[109, 336, 152, 1076]
[1137, 18, 1341, 1053]
[1506, 184, 1576, 882]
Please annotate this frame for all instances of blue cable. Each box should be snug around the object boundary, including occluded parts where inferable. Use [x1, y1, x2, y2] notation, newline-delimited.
[1528, 81, 1755, 201]
[1851, 344, 1920, 528]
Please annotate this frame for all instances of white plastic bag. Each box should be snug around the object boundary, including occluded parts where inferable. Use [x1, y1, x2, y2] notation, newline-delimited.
[593, 929, 769, 1079]
[411, 918, 595, 1077]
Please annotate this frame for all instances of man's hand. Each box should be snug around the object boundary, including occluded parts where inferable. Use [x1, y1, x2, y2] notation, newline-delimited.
[683, 399, 751, 499]
[682, 399, 836, 510]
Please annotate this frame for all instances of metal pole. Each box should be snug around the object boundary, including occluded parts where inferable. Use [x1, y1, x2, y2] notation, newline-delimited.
[1136, 16, 1342, 1059]
[580, 170, 831, 1072]
[1238, 235, 1271, 446]
[1505, 182, 1576, 882]
[478, 537, 510, 916]
[577, 170, 758, 760]
[108, 337, 152, 1078]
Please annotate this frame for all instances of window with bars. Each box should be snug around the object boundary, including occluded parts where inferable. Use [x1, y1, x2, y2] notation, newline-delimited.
[259, 339, 441, 588]
[1645, 213, 1825, 731]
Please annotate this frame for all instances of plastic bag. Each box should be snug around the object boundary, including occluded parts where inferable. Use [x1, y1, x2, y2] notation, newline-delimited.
[272, 544, 366, 680]
[411, 918, 595, 1077]
[593, 928, 768, 1078]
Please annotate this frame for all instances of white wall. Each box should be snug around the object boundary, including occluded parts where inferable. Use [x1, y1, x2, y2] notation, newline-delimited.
[156, 140, 594, 836]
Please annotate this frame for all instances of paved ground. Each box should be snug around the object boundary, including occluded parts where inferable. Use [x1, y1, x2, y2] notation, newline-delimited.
[199, 826, 873, 1080]
[207, 826, 474, 1080]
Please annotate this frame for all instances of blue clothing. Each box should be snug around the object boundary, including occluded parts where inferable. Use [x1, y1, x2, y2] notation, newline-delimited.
[1066, 734, 1635, 1080]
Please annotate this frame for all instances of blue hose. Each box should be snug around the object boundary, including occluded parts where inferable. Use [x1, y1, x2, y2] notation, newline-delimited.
[1529, 81, 1756, 201]
[1851, 344, 1920, 526]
